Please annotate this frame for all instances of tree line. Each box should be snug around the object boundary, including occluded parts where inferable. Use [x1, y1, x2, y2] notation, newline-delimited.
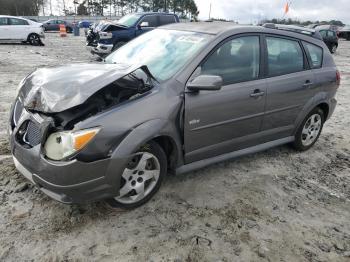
[262, 18, 345, 27]
[0, 0, 199, 19]
[0, 0, 44, 16]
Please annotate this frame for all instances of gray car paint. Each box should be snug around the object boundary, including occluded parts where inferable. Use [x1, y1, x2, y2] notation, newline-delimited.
[9, 22, 338, 204]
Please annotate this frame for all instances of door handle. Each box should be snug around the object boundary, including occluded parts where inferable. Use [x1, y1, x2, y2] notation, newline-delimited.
[303, 80, 313, 88]
[250, 89, 265, 98]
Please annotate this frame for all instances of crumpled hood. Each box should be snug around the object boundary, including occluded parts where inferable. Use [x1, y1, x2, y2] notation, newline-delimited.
[18, 63, 138, 113]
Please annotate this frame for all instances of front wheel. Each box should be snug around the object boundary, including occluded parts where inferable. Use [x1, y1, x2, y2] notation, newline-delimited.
[293, 107, 325, 151]
[105, 141, 167, 209]
[27, 33, 41, 46]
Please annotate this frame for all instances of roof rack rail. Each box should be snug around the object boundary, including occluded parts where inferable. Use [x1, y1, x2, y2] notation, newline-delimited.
[262, 23, 322, 40]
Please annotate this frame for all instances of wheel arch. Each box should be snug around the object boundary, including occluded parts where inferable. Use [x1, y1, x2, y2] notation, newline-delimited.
[316, 102, 329, 120]
[108, 119, 184, 173]
[27, 32, 39, 41]
[152, 135, 179, 173]
[293, 95, 331, 134]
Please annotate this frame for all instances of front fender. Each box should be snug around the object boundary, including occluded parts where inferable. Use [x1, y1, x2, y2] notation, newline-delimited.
[103, 119, 183, 196]
[113, 119, 181, 159]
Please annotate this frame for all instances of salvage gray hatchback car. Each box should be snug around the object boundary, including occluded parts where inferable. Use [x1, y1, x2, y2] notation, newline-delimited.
[9, 23, 340, 209]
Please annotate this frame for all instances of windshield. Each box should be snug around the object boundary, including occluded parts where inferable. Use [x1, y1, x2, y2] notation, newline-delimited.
[105, 29, 213, 81]
[117, 14, 141, 27]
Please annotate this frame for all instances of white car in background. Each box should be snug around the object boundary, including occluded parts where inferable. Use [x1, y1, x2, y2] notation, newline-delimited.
[0, 15, 45, 46]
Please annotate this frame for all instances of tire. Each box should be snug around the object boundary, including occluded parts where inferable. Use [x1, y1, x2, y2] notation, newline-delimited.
[293, 107, 325, 151]
[27, 33, 41, 46]
[112, 41, 126, 52]
[105, 141, 167, 209]
[66, 27, 72, 33]
[330, 44, 337, 54]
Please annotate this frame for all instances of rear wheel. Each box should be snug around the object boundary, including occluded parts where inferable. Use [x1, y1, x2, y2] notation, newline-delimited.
[27, 33, 41, 46]
[293, 107, 325, 151]
[105, 141, 167, 209]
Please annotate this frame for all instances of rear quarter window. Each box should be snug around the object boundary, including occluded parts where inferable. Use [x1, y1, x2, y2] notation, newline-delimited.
[303, 42, 323, 69]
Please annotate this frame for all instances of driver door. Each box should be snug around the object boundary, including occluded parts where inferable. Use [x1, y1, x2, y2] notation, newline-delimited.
[184, 35, 267, 163]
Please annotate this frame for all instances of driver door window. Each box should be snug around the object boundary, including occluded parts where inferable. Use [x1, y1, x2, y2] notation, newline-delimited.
[139, 16, 158, 27]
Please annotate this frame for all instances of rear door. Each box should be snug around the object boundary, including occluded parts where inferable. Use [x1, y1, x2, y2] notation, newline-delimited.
[0, 17, 9, 40]
[8, 18, 30, 40]
[262, 35, 316, 138]
[184, 35, 267, 163]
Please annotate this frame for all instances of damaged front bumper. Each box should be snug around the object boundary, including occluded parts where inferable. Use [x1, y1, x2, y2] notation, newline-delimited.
[8, 104, 128, 204]
[11, 150, 123, 204]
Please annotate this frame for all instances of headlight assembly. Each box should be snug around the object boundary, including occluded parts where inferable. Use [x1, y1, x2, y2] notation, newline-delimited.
[44, 127, 100, 161]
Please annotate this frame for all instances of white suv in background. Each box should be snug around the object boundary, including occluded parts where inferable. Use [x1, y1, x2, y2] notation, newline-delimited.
[0, 15, 45, 46]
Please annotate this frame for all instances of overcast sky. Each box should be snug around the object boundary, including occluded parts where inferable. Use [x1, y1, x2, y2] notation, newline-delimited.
[194, 0, 350, 24]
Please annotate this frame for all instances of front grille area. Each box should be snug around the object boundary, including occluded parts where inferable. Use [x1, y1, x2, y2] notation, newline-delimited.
[24, 121, 41, 146]
[11, 99, 44, 147]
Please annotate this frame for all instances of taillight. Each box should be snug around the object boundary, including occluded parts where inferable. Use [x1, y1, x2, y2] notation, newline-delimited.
[336, 70, 341, 86]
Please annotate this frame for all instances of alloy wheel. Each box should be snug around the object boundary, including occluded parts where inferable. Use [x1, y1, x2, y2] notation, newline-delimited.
[29, 34, 40, 46]
[301, 113, 322, 146]
[115, 152, 160, 204]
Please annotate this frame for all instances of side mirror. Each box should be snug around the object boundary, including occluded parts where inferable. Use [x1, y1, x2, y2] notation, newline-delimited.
[187, 75, 223, 92]
[139, 21, 149, 28]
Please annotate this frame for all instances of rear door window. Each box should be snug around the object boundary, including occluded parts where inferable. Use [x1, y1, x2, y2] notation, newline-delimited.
[159, 15, 176, 26]
[303, 42, 323, 69]
[9, 18, 29, 25]
[0, 18, 8, 26]
[319, 30, 327, 38]
[266, 37, 304, 76]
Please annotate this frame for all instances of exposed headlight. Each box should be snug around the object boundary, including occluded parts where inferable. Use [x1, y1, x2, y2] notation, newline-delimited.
[44, 127, 100, 161]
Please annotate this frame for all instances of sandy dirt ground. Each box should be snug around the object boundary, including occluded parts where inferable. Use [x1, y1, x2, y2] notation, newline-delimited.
[0, 33, 349, 262]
